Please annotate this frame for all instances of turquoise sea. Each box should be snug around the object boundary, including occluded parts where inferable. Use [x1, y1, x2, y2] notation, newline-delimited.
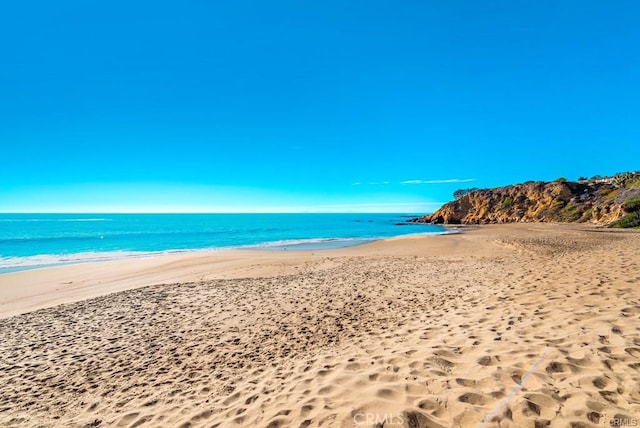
[0, 214, 446, 274]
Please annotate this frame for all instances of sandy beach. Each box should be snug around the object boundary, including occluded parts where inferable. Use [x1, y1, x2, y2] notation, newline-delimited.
[1, 224, 639, 427]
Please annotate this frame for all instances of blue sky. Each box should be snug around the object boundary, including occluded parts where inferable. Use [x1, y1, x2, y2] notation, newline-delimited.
[1, 1, 638, 213]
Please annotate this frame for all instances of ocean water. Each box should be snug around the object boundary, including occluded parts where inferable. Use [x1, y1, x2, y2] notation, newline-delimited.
[0, 213, 447, 274]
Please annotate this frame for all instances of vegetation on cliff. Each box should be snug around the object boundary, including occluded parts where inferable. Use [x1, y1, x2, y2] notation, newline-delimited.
[412, 172, 640, 228]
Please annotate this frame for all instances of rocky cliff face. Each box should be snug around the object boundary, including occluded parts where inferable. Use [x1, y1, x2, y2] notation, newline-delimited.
[412, 177, 640, 227]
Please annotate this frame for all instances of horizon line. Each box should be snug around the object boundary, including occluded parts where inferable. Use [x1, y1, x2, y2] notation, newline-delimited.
[0, 211, 435, 215]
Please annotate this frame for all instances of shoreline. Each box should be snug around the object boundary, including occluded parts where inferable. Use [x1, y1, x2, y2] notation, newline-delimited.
[0, 224, 453, 276]
[0, 228, 465, 320]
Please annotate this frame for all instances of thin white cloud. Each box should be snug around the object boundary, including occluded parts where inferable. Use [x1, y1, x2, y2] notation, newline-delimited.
[400, 178, 477, 185]
[287, 201, 444, 213]
[351, 182, 361, 186]
[306, 202, 444, 208]
[368, 181, 390, 185]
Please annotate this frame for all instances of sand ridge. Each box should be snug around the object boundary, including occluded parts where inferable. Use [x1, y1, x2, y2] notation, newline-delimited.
[0, 224, 639, 427]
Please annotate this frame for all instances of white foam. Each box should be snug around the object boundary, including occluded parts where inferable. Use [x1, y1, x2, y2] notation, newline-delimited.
[0, 229, 451, 272]
[239, 237, 366, 249]
[0, 249, 190, 270]
[0, 238, 362, 271]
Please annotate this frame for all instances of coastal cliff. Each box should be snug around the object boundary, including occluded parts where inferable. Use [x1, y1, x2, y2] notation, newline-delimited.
[412, 173, 640, 228]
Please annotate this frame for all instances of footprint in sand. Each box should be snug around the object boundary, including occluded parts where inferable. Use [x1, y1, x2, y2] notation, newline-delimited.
[457, 392, 487, 405]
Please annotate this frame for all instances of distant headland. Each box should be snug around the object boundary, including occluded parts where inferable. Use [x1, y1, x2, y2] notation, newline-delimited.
[412, 172, 640, 228]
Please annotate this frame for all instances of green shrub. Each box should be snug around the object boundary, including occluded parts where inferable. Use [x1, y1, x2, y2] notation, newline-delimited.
[622, 197, 640, 212]
[558, 204, 581, 221]
[624, 177, 640, 188]
[453, 187, 479, 199]
[554, 177, 568, 183]
[582, 208, 593, 218]
[614, 172, 640, 188]
[602, 188, 619, 200]
[502, 197, 513, 208]
[566, 213, 582, 222]
[610, 211, 640, 228]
